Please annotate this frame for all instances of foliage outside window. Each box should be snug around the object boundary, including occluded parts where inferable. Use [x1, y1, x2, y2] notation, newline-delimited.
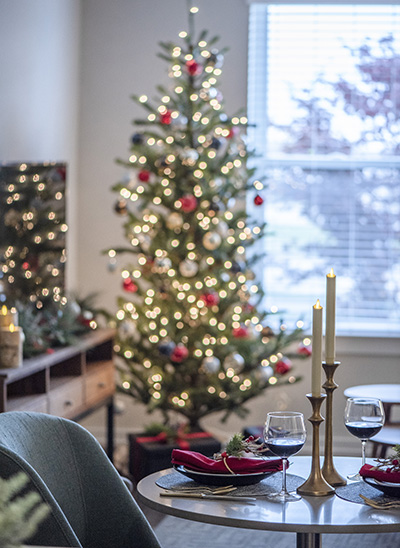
[247, 2, 400, 336]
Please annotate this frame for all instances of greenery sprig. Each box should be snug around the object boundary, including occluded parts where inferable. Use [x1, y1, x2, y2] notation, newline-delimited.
[373, 445, 400, 472]
[216, 433, 269, 459]
[0, 472, 50, 548]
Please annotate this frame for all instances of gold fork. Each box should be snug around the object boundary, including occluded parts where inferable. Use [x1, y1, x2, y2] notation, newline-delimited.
[360, 494, 400, 509]
[165, 485, 237, 495]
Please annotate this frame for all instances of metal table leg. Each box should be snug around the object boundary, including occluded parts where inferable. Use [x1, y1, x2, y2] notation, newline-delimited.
[296, 532, 321, 548]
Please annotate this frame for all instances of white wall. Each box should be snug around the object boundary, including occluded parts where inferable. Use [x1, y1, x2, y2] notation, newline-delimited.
[0, 0, 81, 289]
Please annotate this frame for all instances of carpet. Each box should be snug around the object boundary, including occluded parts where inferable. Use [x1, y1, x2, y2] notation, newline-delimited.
[154, 516, 400, 548]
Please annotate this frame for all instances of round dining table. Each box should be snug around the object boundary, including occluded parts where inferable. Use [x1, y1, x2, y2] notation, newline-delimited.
[137, 456, 400, 548]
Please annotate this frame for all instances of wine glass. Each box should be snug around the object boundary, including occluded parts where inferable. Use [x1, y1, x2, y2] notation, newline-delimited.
[344, 397, 385, 481]
[263, 411, 306, 502]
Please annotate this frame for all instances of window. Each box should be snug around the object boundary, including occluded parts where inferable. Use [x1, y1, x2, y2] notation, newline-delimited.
[247, 2, 400, 336]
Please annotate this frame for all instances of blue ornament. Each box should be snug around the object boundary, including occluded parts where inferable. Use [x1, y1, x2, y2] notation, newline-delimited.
[158, 340, 176, 356]
[131, 133, 143, 145]
[230, 260, 243, 274]
[210, 137, 222, 150]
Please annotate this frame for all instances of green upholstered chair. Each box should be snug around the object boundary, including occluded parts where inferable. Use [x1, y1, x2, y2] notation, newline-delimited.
[0, 411, 162, 548]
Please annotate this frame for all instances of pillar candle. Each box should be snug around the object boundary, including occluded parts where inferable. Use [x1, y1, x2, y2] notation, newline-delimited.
[312, 300, 323, 397]
[325, 269, 336, 365]
[0, 306, 18, 328]
[0, 324, 23, 368]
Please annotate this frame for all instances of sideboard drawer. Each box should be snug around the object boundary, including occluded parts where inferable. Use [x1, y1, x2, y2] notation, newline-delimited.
[7, 394, 48, 414]
[85, 362, 115, 406]
[49, 378, 84, 418]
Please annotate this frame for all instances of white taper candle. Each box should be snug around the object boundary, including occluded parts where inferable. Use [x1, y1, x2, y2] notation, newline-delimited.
[312, 300, 323, 397]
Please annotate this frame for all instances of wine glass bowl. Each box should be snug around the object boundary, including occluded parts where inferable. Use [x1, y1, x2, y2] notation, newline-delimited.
[344, 397, 385, 481]
[264, 411, 306, 501]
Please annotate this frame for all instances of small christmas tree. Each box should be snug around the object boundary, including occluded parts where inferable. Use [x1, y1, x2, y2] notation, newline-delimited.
[0, 162, 67, 309]
[109, 8, 307, 430]
[0, 163, 99, 357]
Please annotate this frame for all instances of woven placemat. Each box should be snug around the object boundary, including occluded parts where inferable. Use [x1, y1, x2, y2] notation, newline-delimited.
[336, 480, 400, 505]
[156, 469, 305, 496]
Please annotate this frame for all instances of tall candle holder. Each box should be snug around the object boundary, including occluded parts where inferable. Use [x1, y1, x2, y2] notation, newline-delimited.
[297, 393, 335, 497]
[321, 361, 347, 486]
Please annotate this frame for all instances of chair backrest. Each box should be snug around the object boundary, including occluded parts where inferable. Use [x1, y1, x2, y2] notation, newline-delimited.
[0, 411, 162, 548]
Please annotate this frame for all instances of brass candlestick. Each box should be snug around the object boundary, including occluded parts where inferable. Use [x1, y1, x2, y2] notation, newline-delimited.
[297, 394, 335, 497]
[321, 361, 347, 486]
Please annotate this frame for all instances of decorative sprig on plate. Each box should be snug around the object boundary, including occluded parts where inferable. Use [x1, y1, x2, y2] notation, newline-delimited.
[215, 433, 270, 460]
[373, 444, 400, 472]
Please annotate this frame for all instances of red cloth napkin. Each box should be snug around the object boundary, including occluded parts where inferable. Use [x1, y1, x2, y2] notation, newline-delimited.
[360, 464, 400, 483]
[171, 449, 283, 475]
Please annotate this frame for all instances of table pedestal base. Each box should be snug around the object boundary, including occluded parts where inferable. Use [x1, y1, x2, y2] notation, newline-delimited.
[297, 532, 320, 548]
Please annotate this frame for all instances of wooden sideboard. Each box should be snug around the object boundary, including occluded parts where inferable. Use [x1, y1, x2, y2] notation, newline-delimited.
[0, 327, 116, 459]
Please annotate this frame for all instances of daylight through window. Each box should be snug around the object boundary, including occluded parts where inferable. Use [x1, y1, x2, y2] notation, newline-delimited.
[247, 2, 400, 336]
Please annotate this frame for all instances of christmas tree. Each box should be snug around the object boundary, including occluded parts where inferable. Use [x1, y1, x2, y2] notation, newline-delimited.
[0, 163, 98, 356]
[0, 162, 67, 309]
[109, 7, 308, 430]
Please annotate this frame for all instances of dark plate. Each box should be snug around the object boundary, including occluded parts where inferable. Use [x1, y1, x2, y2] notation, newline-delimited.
[173, 464, 276, 486]
[363, 476, 400, 498]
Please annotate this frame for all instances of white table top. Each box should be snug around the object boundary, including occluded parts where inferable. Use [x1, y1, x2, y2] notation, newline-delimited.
[137, 456, 400, 534]
[344, 384, 400, 405]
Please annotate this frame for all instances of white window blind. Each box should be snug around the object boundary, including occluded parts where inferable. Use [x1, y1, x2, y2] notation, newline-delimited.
[247, 2, 400, 336]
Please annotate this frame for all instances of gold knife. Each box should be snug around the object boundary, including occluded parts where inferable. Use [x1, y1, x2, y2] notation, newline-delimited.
[160, 491, 256, 502]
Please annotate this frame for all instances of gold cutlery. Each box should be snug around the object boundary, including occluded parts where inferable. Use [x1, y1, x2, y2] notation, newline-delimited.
[165, 485, 237, 494]
[160, 491, 256, 502]
[360, 494, 400, 509]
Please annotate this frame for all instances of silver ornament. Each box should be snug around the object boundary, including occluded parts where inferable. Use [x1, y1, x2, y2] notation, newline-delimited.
[224, 353, 245, 373]
[179, 259, 198, 277]
[256, 364, 274, 381]
[216, 221, 229, 237]
[201, 356, 221, 373]
[180, 147, 199, 166]
[166, 212, 184, 230]
[138, 234, 152, 252]
[203, 231, 222, 250]
[155, 257, 172, 272]
[119, 320, 139, 341]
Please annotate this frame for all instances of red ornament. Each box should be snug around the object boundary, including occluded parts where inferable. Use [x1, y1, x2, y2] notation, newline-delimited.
[227, 127, 238, 139]
[179, 195, 197, 213]
[254, 195, 264, 206]
[56, 166, 67, 180]
[186, 59, 202, 76]
[78, 314, 92, 327]
[170, 343, 189, 363]
[22, 262, 30, 270]
[160, 110, 172, 124]
[138, 170, 151, 182]
[200, 291, 220, 307]
[123, 278, 138, 293]
[275, 358, 292, 375]
[233, 326, 249, 339]
[297, 343, 312, 357]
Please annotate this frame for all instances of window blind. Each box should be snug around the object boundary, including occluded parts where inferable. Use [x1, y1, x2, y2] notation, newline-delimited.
[247, 3, 400, 336]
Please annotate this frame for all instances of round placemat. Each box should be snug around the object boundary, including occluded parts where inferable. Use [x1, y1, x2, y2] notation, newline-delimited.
[156, 470, 305, 496]
[336, 480, 399, 505]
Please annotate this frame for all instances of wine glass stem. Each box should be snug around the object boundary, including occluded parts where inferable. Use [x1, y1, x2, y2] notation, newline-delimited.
[281, 458, 288, 494]
[361, 439, 367, 467]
